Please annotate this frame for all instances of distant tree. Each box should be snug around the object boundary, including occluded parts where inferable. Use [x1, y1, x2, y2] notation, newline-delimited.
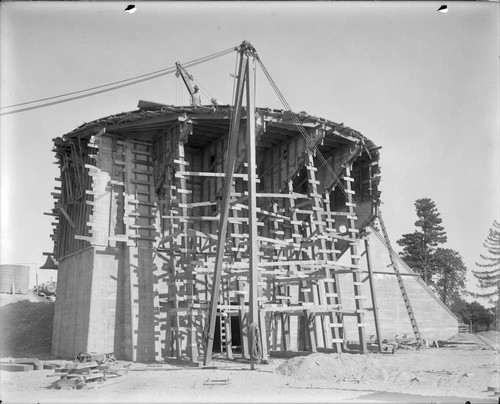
[397, 198, 447, 284]
[472, 220, 500, 305]
[431, 248, 467, 306]
[450, 298, 495, 332]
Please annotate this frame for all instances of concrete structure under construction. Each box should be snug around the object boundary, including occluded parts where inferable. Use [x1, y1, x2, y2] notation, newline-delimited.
[48, 101, 458, 362]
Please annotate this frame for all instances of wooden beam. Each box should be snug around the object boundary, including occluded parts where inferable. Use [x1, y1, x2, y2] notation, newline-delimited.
[58, 206, 76, 229]
[204, 51, 248, 367]
[269, 350, 310, 359]
[364, 237, 383, 353]
[246, 58, 260, 369]
[106, 115, 179, 132]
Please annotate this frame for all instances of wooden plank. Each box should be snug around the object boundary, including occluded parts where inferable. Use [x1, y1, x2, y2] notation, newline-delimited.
[256, 192, 308, 199]
[269, 350, 310, 359]
[263, 304, 340, 313]
[74, 235, 93, 242]
[59, 207, 76, 229]
[12, 358, 42, 370]
[176, 171, 258, 182]
[364, 237, 382, 352]
[0, 363, 34, 372]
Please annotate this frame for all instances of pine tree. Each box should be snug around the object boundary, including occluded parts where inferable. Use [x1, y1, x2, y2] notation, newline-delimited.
[397, 198, 447, 284]
[473, 220, 500, 304]
[431, 248, 466, 306]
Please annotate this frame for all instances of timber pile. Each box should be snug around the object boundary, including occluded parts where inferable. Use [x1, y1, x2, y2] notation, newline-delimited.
[50, 362, 106, 390]
[0, 358, 53, 372]
[49, 355, 120, 390]
[434, 331, 500, 350]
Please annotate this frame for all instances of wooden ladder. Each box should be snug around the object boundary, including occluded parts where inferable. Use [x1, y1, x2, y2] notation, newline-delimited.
[219, 312, 228, 354]
[219, 278, 233, 358]
[377, 214, 423, 346]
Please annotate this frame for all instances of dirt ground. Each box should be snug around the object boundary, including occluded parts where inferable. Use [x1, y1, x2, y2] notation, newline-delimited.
[0, 293, 54, 358]
[1, 294, 498, 404]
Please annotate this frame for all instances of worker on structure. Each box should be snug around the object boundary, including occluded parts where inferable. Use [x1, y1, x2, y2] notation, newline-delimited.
[191, 85, 202, 106]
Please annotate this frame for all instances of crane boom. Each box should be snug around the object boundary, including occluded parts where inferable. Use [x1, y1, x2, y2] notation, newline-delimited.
[175, 62, 201, 106]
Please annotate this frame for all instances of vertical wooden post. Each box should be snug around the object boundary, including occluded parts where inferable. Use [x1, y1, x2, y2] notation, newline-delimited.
[203, 51, 248, 367]
[286, 179, 303, 350]
[282, 313, 291, 351]
[323, 191, 345, 352]
[236, 285, 249, 358]
[246, 57, 259, 370]
[177, 141, 198, 363]
[124, 139, 139, 362]
[344, 163, 367, 353]
[259, 309, 269, 361]
[231, 170, 248, 359]
[305, 151, 333, 350]
[364, 236, 383, 352]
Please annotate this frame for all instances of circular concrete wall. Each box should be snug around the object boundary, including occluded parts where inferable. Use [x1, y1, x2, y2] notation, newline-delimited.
[0, 265, 30, 294]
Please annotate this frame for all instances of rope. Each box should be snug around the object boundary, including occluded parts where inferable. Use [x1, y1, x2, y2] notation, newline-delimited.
[249, 322, 262, 364]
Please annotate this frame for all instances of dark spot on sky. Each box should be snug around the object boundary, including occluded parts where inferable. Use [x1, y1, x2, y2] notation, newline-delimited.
[437, 5, 448, 13]
[124, 5, 136, 14]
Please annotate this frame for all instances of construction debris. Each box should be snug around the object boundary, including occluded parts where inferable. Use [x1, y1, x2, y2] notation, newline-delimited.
[437, 331, 500, 350]
[0, 351, 123, 390]
[49, 354, 120, 390]
[0, 357, 51, 372]
[394, 334, 419, 350]
[0, 363, 35, 372]
[204, 377, 230, 386]
[424, 370, 474, 377]
[75, 351, 116, 364]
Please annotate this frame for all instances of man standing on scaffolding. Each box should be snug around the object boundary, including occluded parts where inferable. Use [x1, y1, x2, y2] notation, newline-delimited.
[191, 85, 202, 106]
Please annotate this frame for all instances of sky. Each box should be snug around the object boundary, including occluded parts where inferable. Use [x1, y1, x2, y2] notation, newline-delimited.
[1, 2, 499, 300]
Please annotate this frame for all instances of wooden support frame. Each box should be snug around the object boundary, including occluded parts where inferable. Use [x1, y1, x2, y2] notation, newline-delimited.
[50, 44, 387, 364]
[204, 45, 253, 366]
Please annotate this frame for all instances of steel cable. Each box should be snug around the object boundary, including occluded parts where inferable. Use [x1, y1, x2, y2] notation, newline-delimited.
[1, 47, 236, 116]
[255, 55, 414, 271]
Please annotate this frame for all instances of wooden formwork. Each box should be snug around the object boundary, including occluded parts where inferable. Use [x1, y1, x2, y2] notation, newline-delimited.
[50, 104, 383, 362]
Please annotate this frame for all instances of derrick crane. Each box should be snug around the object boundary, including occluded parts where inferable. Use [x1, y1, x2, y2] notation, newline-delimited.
[203, 40, 260, 368]
[175, 62, 202, 106]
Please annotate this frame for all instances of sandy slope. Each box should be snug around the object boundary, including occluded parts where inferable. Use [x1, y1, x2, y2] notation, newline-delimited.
[0, 293, 54, 358]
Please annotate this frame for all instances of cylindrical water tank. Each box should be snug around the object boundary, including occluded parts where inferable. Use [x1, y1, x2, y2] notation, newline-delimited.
[0, 265, 30, 294]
